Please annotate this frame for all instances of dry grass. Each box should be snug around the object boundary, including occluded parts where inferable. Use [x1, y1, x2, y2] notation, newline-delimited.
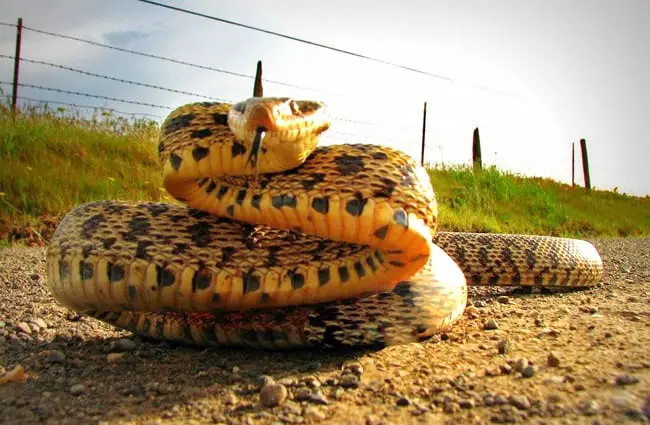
[1, 100, 648, 245]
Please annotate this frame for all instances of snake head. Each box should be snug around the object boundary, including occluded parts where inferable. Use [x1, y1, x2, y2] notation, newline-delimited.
[228, 97, 330, 176]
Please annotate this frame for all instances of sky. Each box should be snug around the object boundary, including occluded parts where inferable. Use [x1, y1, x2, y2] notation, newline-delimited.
[2, 0, 649, 196]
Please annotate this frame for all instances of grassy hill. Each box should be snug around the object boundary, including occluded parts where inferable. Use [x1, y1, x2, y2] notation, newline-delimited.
[1, 102, 649, 246]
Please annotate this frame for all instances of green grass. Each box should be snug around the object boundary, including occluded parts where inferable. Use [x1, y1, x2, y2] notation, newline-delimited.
[1, 100, 649, 245]
[429, 165, 650, 237]
[0, 101, 166, 244]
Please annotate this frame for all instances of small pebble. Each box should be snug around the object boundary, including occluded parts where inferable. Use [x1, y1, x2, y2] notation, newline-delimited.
[484, 319, 499, 330]
[278, 377, 296, 386]
[610, 393, 642, 411]
[396, 396, 411, 406]
[494, 394, 509, 405]
[581, 399, 600, 416]
[309, 390, 329, 405]
[497, 339, 510, 355]
[340, 374, 360, 389]
[294, 387, 312, 401]
[459, 399, 475, 409]
[615, 374, 639, 386]
[302, 376, 321, 388]
[574, 383, 586, 391]
[509, 394, 531, 410]
[521, 365, 536, 378]
[260, 383, 287, 407]
[69, 384, 85, 396]
[16, 322, 32, 335]
[485, 366, 501, 377]
[106, 353, 125, 363]
[499, 364, 513, 374]
[547, 352, 561, 367]
[464, 305, 480, 319]
[513, 357, 530, 372]
[38, 349, 66, 364]
[543, 376, 565, 385]
[343, 362, 364, 376]
[365, 415, 381, 425]
[110, 338, 137, 353]
[30, 318, 47, 330]
[324, 377, 338, 386]
[497, 296, 510, 304]
[257, 375, 275, 388]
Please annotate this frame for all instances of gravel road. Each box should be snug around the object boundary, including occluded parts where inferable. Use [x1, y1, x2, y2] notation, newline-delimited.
[1, 238, 649, 425]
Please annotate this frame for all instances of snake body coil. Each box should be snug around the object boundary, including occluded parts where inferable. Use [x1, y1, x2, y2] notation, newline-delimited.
[46, 98, 603, 348]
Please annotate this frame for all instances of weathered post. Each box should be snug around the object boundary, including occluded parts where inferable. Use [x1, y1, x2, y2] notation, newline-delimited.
[11, 17, 23, 115]
[472, 127, 482, 171]
[253, 60, 263, 97]
[420, 102, 427, 166]
[580, 138, 591, 191]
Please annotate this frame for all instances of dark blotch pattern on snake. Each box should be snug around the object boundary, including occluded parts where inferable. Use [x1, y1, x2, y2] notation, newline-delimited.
[46, 97, 604, 348]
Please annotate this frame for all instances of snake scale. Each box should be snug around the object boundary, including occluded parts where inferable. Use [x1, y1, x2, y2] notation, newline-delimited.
[46, 97, 604, 349]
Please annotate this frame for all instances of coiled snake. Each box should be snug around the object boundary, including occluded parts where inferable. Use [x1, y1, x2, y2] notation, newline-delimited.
[46, 97, 604, 349]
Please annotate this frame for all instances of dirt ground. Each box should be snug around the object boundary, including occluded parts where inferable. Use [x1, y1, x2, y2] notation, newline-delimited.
[0, 238, 648, 425]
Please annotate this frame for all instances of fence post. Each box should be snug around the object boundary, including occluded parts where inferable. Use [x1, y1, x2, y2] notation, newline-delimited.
[253, 60, 263, 97]
[11, 17, 23, 115]
[420, 101, 427, 166]
[580, 138, 591, 191]
[472, 127, 482, 171]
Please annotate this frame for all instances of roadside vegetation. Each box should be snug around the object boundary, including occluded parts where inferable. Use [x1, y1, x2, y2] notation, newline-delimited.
[1, 101, 648, 246]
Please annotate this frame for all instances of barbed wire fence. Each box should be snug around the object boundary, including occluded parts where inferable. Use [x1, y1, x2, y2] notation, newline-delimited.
[0, 13, 591, 184]
[1, 19, 440, 151]
[2, 19, 447, 156]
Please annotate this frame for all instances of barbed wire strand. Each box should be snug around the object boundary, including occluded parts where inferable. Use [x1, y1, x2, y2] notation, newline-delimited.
[0, 21, 430, 130]
[0, 52, 419, 130]
[330, 115, 418, 131]
[12, 95, 163, 119]
[0, 81, 173, 109]
[1, 21, 416, 108]
[326, 130, 406, 145]
[0, 21, 334, 95]
[133, 0, 528, 100]
[2, 82, 414, 132]
[0, 54, 229, 102]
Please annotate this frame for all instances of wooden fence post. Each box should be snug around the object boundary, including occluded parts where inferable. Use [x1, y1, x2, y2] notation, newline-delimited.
[11, 17, 23, 115]
[580, 138, 591, 191]
[253, 60, 263, 97]
[420, 101, 427, 166]
[472, 127, 482, 171]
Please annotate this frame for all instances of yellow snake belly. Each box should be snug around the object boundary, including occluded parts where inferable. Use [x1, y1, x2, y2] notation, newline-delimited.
[45, 98, 604, 348]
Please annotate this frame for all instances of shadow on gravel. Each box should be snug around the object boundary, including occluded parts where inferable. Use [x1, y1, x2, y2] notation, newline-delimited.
[1, 329, 374, 424]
